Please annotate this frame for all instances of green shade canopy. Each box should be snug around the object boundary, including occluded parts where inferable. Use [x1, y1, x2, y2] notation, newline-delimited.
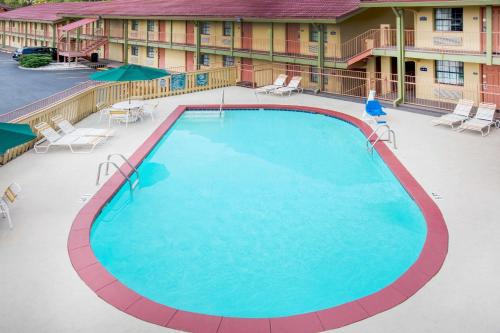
[0, 123, 37, 155]
[90, 64, 170, 82]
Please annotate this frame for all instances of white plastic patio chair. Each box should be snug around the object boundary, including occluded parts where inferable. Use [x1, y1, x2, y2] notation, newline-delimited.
[273, 76, 303, 96]
[97, 102, 110, 122]
[457, 102, 497, 136]
[141, 101, 159, 121]
[51, 115, 115, 139]
[431, 99, 474, 129]
[255, 74, 288, 94]
[1, 182, 22, 230]
[107, 108, 139, 128]
[33, 122, 104, 153]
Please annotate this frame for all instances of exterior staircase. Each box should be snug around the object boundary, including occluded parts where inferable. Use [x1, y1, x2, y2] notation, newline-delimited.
[57, 19, 108, 59]
[336, 28, 396, 67]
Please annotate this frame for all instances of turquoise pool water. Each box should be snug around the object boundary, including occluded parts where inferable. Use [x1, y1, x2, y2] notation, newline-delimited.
[90, 109, 427, 318]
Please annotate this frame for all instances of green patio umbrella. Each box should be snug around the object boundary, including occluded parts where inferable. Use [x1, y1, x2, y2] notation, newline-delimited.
[0, 123, 37, 155]
[90, 64, 170, 102]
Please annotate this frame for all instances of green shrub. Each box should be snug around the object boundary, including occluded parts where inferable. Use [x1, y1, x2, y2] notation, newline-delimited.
[19, 54, 53, 68]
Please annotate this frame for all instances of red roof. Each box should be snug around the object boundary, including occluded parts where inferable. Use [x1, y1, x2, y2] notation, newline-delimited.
[0, 2, 93, 22]
[0, 0, 361, 22]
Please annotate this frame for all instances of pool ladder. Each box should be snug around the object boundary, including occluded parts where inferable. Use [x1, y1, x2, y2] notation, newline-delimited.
[366, 124, 397, 154]
[218, 89, 224, 117]
[96, 153, 140, 192]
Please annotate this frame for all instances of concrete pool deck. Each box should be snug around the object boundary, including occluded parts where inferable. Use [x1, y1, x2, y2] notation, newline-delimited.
[0, 87, 499, 333]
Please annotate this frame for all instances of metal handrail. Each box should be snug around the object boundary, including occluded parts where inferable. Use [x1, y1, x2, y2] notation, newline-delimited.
[366, 124, 397, 154]
[96, 154, 140, 192]
[96, 161, 137, 192]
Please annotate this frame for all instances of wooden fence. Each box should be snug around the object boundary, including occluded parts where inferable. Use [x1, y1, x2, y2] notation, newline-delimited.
[1, 66, 237, 165]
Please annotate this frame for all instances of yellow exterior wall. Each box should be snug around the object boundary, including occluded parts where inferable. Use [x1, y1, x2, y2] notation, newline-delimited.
[339, 8, 397, 42]
[108, 42, 123, 62]
[109, 19, 123, 38]
[128, 19, 149, 39]
[252, 23, 269, 51]
[414, 59, 481, 104]
[273, 23, 286, 53]
[164, 48, 186, 71]
[172, 21, 186, 44]
[128, 44, 158, 67]
[413, 6, 482, 52]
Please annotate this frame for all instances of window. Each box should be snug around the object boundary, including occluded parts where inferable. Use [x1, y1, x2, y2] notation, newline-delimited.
[223, 22, 232, 36]
[200, 54, 210, 66]
[309, 24, 319, 42]
[200, 22, 210, 35]
[131, 45, 139, 56]
[435, 60, 464, 85]
[131, 20, 139, 31]
[223, 55, 234, 67]
[310, 66, 319, 83]
[435, 8, 463, 31]
[147, 46, 155, 58]
[309, 24, 329, 43]
[147, 20, 155, 32]
[96, 20, 103, 30]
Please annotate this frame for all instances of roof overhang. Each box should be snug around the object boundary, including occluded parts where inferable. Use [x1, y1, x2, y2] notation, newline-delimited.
[59, 17, 97, 31]
[361, 1, 495, 8]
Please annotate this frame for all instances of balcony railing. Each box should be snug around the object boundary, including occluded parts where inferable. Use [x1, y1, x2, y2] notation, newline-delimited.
[50, 24, 500, 63]
[404, 30, 486, 55]
[493, 32, 500, 54]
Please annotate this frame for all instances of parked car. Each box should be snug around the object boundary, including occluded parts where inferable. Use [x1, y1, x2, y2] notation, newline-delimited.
[13, 47, 57, 61]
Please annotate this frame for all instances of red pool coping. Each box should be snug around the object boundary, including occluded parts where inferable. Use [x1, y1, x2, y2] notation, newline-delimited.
[68, 105, 448, 333]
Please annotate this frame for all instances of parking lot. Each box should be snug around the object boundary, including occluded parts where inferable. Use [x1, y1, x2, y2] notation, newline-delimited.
[0, 51, 95, 114]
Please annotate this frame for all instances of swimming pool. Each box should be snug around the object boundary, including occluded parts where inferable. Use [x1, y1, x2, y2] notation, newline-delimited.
[69, 105, 448, 332]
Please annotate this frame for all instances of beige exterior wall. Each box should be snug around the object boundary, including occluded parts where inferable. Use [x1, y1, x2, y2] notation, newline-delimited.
[172, 21, 186, 44]
[128, 44, 158, 67]
[109, 19, 123, 38]
[233, 22, 241, 49]
[273, 23, 286, 53]
[164, 48, 186, 71]
[413, 6, 482, 52]
[340, 8, 398, 42]
[252, 23, 270, 52]
[108, 42, 123, 62]
[414, 59, 481, 104]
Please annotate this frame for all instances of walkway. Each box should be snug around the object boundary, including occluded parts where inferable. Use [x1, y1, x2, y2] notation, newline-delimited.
[0, 87, 499, 332]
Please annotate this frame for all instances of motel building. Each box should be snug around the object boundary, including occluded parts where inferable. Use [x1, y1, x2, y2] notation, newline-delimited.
[1, 0, 500, 112]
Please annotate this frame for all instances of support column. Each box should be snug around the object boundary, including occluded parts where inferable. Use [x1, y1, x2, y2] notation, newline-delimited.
[76, 27, 81, 52]
[269, 22, 274, 61]
[195, 21, 201, 70]
[317, 24, 325, 92]
[486, 5, 493, 65]
[51, 24, 56, 48]
[231, 21, 235, 56]
[24, 22, 28, 46]
[169, 20, 173, 48]
[2, 21, 6, 48]
[123, 19, 129, 64]
[393, 7, 405, 106]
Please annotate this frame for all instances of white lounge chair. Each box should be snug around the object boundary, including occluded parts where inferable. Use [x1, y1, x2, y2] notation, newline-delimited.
[431, 99, 474, 129]
[33, 122, 104, 153]
[273, 76, 303, 96]
[255, 74, 288, 94]
[51, 115, 115, 139]
[458, 102, 497, 136]
[0, 182, 21, 230]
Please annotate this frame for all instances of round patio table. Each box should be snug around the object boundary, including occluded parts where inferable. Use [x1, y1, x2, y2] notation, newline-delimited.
[112, 100, 145, 110]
